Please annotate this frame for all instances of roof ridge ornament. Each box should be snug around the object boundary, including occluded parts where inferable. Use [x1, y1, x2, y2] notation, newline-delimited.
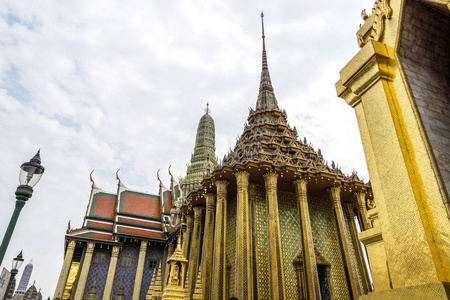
[90, 170, 99, 189]
[116, 169, 123, 187]
[357, 0, 392, 47]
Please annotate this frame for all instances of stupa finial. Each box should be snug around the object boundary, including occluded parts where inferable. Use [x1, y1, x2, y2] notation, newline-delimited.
[205, 102, 210, 115]
[256, 12, 278, 111]
[261, 11, 266, 65]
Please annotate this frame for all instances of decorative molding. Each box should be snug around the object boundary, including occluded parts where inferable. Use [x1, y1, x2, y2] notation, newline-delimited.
[357, 0, 392, 48]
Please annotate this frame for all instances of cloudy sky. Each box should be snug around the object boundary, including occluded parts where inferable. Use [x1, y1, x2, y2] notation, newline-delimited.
[0, 0, 375, 297]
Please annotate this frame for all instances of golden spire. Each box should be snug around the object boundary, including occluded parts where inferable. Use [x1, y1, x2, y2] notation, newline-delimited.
[256, 11, 278, 111]
[261, 11, 267, 70]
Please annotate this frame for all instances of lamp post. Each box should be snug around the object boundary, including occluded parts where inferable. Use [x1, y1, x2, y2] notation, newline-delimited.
[2, 251, 24, 300]
[0, 151, 44, 266]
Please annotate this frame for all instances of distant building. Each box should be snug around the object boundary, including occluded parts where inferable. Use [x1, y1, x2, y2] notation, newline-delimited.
[0, 268, 12, 300]
[13, 261, 33, 300]
[22, 283, 42, 300]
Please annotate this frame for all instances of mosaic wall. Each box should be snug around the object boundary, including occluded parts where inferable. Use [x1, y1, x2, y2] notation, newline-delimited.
[140, 244, 164, 299]
[226, 195, 237, 297]
[82, 241, 165, 300]
[214, 182, 363, 300]
[278, 190, 302, 299]
[253, 184, 269, 299]
[308, 196, 350, 299]
[84, 245, 112, 297]
[111, 241, 140, 299]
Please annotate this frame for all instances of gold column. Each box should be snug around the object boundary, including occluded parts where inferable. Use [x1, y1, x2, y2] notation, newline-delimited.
[344, 202, 371, 294]
[201, 193, 216, 300]
[263, 172, 285, 300]
[328, 186, 360, 299]
[132, 240, 148, 300]
[293, 178, 321, 300]
[102, 246, 121, 300]
[234, 171, 253, 300]
[211, 180, 229, 300]
[73, 242, 95, 300]
[164, 242, 175, 289]
[54, 240, 77, 299]
[354, 191, 371, 231]
[183, 214, 193, 260]
[187, 206, 204, 297]
[248, 182, 258, 298]
[293, 253, 306, 299]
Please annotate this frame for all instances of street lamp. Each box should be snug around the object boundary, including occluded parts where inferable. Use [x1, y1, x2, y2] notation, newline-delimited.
[2, 251, 24, 300]
[0, 151, 44, 266]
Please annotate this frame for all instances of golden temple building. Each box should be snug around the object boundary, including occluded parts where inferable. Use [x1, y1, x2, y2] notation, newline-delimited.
[53, 1, 450, 298]
[336, 0, 450, 298]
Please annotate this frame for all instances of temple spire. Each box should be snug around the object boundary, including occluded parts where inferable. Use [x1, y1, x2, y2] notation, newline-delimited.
[256, 11, 278, 111]
[261, 12, 267, 70]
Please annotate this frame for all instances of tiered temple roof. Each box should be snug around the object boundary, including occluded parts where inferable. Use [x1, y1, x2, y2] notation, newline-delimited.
[186, 12, 372, 206]
[66, 170, 181, 245]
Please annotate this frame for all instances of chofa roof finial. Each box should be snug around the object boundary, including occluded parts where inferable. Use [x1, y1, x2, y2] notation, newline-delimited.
[90, 170, 99, 189]
[157, 169, 162, 189]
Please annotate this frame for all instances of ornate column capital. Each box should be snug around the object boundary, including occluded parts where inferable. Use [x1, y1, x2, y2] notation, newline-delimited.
[293, 178, 308, 196]
[263, 171, 278, 189]
[235, 171, 250, 188]
[193, 206, 204, 223]
[112, 245, 120, 257]
[205, 193, 216, 211]
[344, 202, 356, 218]
[139, 240, 148, 252]
[186, 214, 194, 227]
[86, 242, 95, 254]
[67, 240, 77, 251]
[353, 191, 367, 209]
[215, 180, 229, 192]
[327, 186, 342, 207]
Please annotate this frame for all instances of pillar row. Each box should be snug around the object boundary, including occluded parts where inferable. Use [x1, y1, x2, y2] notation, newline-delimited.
[344, 203, 371, 294]
[211, 180, 229, 300]
[329, 186, 360, 300]
[354, 191, 371, 231]
[235, 171, 253, 300]
[293, 178, 321, 300]
[183, 214, 194, 260]
[102, 246, 121, 300]
[132, 240, 148, 300]
[53, 240, 77, 299]
[73, 242, 95, 300]
[187, 206, 204, 297]
[263, 172, 285, 300]
[201, 193, 216, 300]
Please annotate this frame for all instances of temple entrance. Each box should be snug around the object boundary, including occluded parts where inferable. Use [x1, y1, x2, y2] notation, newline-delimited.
[318, 264, 332, 300]
[315, 245, 333, 300]
[294, 246, 333, 300]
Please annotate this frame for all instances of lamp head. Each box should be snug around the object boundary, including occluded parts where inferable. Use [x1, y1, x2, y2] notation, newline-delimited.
[12, 250, 24, 270]
[19, 150, 45, 187]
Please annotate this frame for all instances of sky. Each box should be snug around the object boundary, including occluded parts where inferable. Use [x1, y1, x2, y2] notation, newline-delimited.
[0, 0, 375, 297]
